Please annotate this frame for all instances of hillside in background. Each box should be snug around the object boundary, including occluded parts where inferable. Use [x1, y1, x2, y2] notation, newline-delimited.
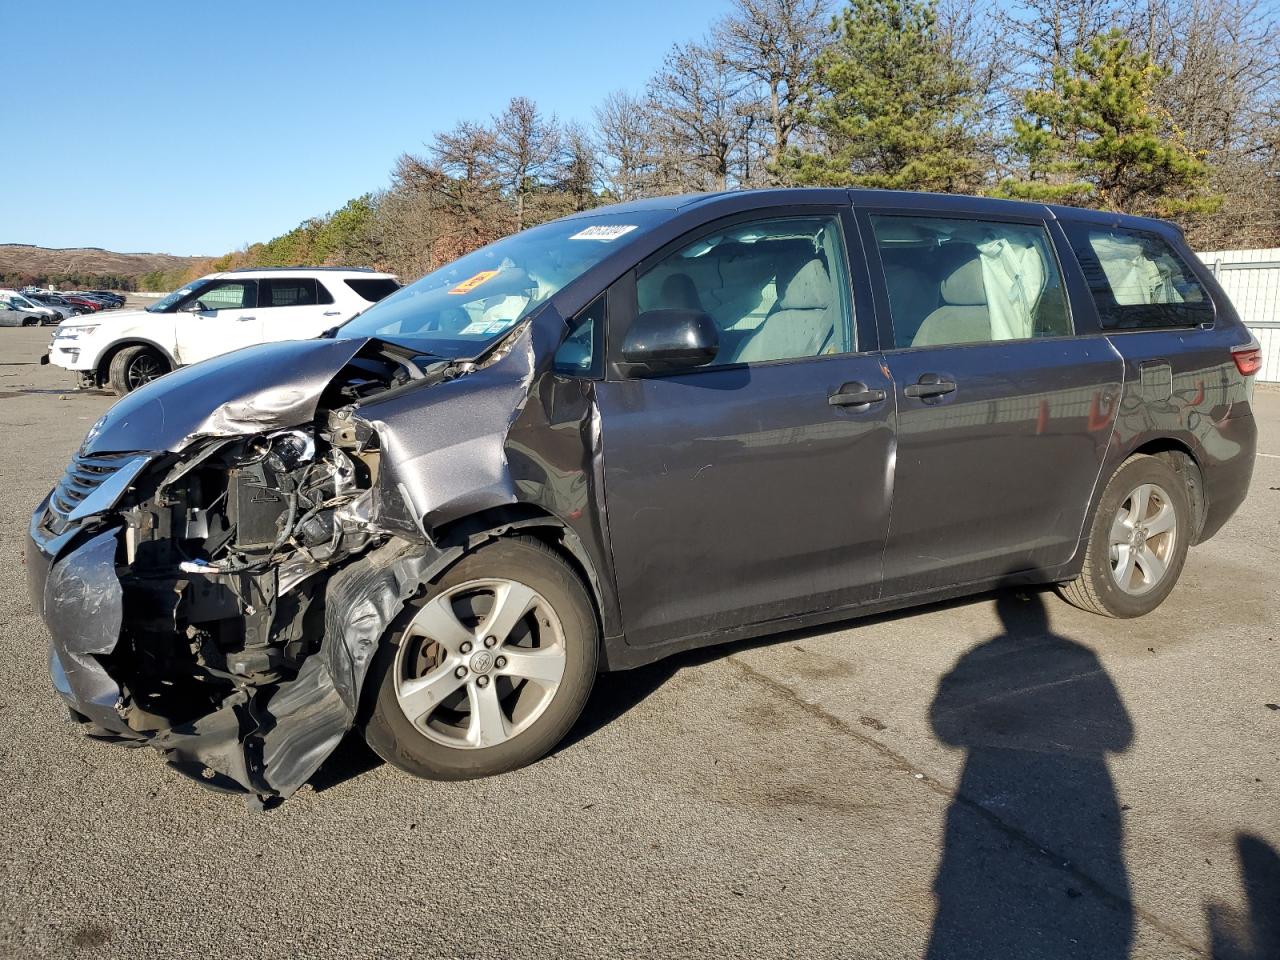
[0, 244, 206, 291]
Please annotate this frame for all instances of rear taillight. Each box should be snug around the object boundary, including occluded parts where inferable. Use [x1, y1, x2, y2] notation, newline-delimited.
[1232, 341, 1262, 377]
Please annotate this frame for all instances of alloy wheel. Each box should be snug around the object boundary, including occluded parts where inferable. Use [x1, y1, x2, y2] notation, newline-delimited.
[1108, 482, 1178, 596]
[393, 578, 568, 750]
[126, 353, 163, 389]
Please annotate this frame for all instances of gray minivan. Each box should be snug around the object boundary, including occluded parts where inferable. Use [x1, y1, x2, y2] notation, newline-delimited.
[26, 189, 1259, 802]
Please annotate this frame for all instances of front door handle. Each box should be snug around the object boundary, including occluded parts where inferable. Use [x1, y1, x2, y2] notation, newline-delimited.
[829, 382, 888, 407]
[903, 374, 957, 399]
[236, 315, 256, 322]
[323, 310, 342, 317]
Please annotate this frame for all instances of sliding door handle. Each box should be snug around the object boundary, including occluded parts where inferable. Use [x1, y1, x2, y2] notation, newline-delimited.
[829, 382, 888, 407]
[903, 374, 956, 399]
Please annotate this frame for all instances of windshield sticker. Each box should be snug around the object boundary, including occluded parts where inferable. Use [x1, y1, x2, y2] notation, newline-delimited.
[448, 270, 499, 295]
[458, 318, 517, 336]
[568, 224, 638, 242]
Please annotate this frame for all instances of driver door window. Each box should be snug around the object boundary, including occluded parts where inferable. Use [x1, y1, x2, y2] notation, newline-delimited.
[192, 280, 256, 312]
[635, 216, 854, 366]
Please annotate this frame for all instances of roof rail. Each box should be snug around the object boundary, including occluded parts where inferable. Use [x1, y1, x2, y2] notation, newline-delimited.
[223, 265, 380, 273]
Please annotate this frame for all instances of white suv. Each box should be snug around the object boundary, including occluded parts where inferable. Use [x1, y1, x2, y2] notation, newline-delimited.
[45, 268, 400, 393]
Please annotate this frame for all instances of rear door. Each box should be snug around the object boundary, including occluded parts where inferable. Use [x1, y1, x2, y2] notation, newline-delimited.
[597, 207, 895, 650]
[175, 279, 262, 364]
[859, 207, 1124, 596]
[257, 277, 343, 343]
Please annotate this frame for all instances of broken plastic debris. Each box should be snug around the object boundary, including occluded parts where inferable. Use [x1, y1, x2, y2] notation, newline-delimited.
[178, 560, 222, 574]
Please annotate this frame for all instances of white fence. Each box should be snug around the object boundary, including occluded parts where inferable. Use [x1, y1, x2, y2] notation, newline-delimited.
[1197, 247, 1280, 382]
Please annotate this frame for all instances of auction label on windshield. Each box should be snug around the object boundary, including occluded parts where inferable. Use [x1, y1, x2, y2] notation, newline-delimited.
[448, 270, 499, 295]
[569, 224, 638, 241]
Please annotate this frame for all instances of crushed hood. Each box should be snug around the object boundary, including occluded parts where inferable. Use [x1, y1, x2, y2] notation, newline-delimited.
[82, 337, 371, 454]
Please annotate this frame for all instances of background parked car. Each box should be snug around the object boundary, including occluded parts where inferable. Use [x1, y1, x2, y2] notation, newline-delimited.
[45, 293, 90, 316]
[86, 290, 126, 307]
[67, 292, 119, 310]
[0, 290, 59, 325]
[46, 267, 400, 393]
[0, 295, 49, 326]
[26, 293, 79, 320]
[58, 294, 103, 313]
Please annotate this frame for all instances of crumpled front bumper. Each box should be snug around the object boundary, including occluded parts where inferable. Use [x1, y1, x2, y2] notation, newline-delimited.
[27, 498, 458, 803]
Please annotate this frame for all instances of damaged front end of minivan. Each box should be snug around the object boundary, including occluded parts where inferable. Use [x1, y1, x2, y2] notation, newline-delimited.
[26, 320, 570, 803]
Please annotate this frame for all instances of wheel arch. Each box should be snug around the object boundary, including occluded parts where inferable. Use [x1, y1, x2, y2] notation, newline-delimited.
[1078, 435, 1208, 565]
[428, 504, 609, 643]
[95, 338, 177, 382]
[1123, 437, 1207, 544]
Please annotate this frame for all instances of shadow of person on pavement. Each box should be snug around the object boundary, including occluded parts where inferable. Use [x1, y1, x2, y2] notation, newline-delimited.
[926, 589, 1135, 960]
[1207, 833, 1280, 959]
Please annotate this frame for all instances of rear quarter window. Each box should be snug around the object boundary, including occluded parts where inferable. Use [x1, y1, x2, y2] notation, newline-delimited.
[345, 278, 400, 303]
[1064, 223, 1213, 330]
[258, 278, 319, 307]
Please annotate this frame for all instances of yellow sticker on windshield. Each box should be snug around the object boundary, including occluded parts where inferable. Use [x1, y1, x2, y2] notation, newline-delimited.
[448, 270, 499, 295]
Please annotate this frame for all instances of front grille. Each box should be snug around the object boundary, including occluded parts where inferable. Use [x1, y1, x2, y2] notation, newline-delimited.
[46, 452, 139, 531]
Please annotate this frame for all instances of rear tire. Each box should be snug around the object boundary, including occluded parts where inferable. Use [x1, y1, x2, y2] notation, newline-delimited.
[1059, 454, 1191, 618]
[362, 537, 599, 781]
[107, 345, 169, 394]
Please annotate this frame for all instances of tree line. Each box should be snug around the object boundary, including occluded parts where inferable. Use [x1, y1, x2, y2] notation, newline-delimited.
[1, 270, 140, 291]
[165, 0, 1278, 288]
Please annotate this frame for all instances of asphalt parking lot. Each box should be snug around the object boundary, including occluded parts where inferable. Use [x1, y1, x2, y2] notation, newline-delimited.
[1, 323, 1277, 960]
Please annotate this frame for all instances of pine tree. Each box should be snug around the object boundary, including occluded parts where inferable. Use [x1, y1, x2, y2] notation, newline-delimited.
[998, 31, 1218, 216]
[781, 0, 980, 191]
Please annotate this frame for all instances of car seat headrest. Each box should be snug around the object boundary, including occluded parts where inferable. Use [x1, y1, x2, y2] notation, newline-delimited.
[941, 259, 987, 306]
[776, 259, 831, 311]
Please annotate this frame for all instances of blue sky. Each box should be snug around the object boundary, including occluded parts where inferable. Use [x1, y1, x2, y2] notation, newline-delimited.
[1, 0, 736, 255]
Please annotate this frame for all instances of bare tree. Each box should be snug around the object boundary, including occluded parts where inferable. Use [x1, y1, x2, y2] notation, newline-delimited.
[431, 121, 497, 185]
[488, 97, 562, 231]
[647, 42, 758, 192]
[1140, 0, 1279, 155]
[1132, 0, 1280, 246]
[1000, 0, 1121, 82]
[427, 122, 509, 244]
[594, 90, 656, 200]
[937, 0, 1014, 181]
[711, 0, 832, 179]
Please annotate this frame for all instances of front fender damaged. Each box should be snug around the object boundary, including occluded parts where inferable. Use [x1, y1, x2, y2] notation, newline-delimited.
[33, 314, 611, 805]
[151, 540, 461, 800]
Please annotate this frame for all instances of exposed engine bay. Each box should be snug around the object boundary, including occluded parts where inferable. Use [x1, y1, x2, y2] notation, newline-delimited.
[109, 418, 378, 730]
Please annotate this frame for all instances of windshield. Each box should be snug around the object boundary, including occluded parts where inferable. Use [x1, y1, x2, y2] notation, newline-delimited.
[148, 278, 213, 313]
[337, 213, 662, 357]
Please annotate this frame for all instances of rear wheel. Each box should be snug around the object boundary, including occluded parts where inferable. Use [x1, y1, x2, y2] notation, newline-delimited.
[1059, 454, 1191, 618]
[362, 537, 598, 780]
[107, 345, 169, 394]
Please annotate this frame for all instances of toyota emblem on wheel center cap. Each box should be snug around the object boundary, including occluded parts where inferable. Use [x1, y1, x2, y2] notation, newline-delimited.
[470, 651, 494, 674]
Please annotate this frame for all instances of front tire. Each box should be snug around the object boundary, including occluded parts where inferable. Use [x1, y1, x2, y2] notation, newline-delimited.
[1059, 454, 1191, 618]
[107, 345, 169, 394]
[362, 537, 599, 781]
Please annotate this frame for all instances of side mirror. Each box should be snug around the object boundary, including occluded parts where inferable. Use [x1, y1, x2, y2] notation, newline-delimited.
[182, 300, 206, 313]
[621, 308, 719, 375]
